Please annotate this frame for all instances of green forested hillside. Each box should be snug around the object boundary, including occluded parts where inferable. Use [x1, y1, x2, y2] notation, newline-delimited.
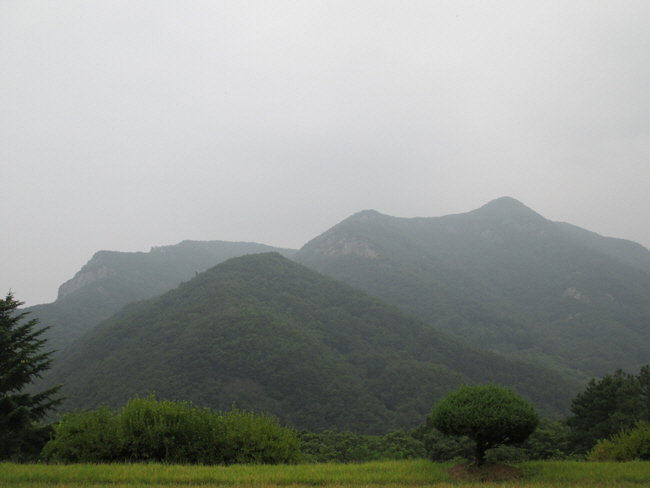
[26, 240, 296, 354]
[293, 197, 650, 381]
[40, 253, 576, 433]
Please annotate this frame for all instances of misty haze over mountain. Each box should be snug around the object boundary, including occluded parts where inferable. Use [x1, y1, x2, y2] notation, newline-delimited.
[3, 2, 650, 307]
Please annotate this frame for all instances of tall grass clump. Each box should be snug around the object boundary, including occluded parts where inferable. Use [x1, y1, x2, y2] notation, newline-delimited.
[41, 395, 300, 465]
[588, 421, 650, 461]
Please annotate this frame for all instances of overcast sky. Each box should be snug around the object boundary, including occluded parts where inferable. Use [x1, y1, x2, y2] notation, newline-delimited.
[2, 1, 650, 306]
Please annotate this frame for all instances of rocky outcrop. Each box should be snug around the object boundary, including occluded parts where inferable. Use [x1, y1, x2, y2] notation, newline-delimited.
[57, 265, 115, 300]
[563, 287, 591, 302]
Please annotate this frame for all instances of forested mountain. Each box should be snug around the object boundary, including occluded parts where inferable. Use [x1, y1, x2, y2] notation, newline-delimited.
[40, 253, 576, 433]
[27, 240, 296, 353]
[554, 221, 650, 274]
[293, 197, 650, 381]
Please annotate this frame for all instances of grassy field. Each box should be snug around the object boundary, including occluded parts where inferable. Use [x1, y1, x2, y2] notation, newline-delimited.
[2, 459, 650, 487]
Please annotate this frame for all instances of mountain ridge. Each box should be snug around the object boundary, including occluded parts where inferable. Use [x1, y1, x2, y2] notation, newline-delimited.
[27, 240, 297, 354]
[27, 197, 650, 432]
[40, 253, 577, 432]
[293, 197, 650, 380]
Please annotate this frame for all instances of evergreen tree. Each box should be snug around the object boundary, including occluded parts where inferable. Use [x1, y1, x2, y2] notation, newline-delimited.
[567, 365, 650, 454]
[429, 384, 539, 466]
[0, 292, 64, 460]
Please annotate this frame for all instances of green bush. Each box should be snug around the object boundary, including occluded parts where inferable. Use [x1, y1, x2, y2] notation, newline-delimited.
[41, 395, 300, 465]
[485, 417, 571, 463]
[41, 406, 121, 463]
[297, 429, 426, 463]
[588, 421, 650, 461]
[411, 423, 474, 462]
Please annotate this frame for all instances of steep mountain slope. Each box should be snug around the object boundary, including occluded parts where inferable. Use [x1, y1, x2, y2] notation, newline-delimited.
[41, 253, 576, 433]
[554, 221, 650, 274]
[293, 197, 650, 380]
[28, 240, 296, 353]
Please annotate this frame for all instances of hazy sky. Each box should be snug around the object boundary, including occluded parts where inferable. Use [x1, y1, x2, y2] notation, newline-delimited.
[2, 1, 650, 306]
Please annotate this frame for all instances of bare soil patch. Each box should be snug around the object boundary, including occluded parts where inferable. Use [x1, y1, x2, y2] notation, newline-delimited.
[447, 462, 523, 482]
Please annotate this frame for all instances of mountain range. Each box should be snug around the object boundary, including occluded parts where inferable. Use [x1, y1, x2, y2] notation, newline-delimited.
[28, 240, 295, 354]
[38, 253, 575, 433]
[27, 197, 650, 432]
[294, 197, 650, 381]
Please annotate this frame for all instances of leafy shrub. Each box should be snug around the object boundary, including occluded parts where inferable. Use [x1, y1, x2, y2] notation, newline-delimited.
[588, 421, 650, 461]
[485, 417, 571, 463]
[41, 406, 121, 463]
[411, 424, 474, 462]
[41, 395, 299, 464]
[520, 417, 571, 460]
[297, 429, 426, 463]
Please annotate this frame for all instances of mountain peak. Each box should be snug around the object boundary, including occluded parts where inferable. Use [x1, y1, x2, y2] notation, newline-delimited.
[479, 196, 533, 213]
[472, 197, 547, 223]
[345, 209, 385, 220]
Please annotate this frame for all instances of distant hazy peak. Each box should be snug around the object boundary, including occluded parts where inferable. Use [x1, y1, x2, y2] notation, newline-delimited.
[338, 199, 542, 226]
[478, 196, 536, 213]
[55, 240, 297, 302]
[469, 197, 549, 224]
[345, 209, 385, 220]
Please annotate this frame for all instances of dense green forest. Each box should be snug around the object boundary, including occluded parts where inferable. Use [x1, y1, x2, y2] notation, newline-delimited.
[294, 197, 650, 381]
[28, 198, 650, 398]
[22, 197, 650, 445]
[39, 253, 576, 434]
[27, 240, 295, 354]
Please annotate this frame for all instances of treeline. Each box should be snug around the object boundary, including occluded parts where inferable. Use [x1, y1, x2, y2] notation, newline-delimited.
[39, 400, 571, 465]
[270, 362, 650, 464]
[36, 396, 571, 465]
[299, 417, 569, 464]
[38, 365, 650, 465]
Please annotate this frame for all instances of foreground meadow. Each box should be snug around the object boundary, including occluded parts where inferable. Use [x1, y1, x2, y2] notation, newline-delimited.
[2, 459, 650, 488]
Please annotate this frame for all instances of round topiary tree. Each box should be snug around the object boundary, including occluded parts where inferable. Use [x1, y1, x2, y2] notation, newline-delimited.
[429, 384, 539, 466]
